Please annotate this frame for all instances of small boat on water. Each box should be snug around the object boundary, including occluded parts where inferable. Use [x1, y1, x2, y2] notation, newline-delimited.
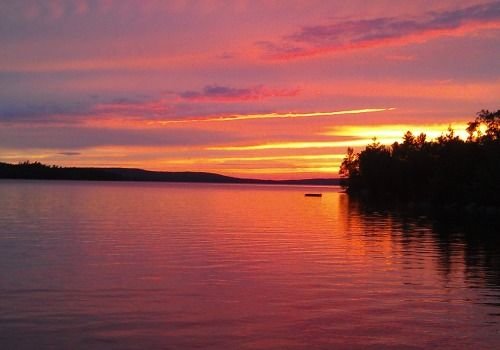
[305, 193, 322, 197]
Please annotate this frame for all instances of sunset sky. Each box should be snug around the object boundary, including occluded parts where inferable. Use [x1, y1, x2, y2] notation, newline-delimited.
[1, 0, 499, 179]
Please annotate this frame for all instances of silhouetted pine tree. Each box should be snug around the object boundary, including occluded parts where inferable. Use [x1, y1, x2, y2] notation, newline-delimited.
[340, 110, 500, 207]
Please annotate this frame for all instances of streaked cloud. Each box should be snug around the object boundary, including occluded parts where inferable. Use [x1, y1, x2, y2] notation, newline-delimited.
[259, 1, 500, 59]
[178, 85, 300, 102]
[0, 1, 497, 179]
[0, 126, 242, 150]
[220, 166, 341, 175]
[208, 140, 383, 151]
[57, 151, 81, 156]
[153, 108, 394, 124]
[161, 154, 345, 165]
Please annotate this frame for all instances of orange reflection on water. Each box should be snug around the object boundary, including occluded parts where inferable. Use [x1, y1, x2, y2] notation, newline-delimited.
[2, 182, 499, 348]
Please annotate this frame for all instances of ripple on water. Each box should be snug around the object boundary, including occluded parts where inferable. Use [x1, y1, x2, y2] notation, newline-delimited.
[0, 181, 499, 349]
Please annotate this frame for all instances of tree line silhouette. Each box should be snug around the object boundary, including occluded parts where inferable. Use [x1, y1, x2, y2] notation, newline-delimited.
[0, 161, 339, 185]
[340, 110, 500, 208]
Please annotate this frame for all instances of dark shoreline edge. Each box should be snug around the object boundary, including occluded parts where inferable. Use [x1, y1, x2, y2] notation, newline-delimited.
[339, 110, 500, 212]
[346, 192, 500, 225]
[0, 162, 340, 186]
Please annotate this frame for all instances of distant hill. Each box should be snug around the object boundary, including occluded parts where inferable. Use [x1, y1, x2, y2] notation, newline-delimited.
[0, 161, 339, 186]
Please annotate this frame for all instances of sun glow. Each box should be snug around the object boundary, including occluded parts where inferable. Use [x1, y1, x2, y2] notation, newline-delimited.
[325, 123, 470, 140]
[210, 122, 471, 152]
[160, 154, 346, 164]
[221, 167, 341, 174]
[208, 139, 396, 151]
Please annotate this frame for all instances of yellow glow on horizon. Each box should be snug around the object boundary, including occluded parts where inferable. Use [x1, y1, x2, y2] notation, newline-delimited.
[222, 167, 341, 174]
[210, 121, 471, 152]
[208, 139, 399, 151]
[325, 123, 469, 140]
[151, 108, 394, 124]
[3, 118, 475, 179]
[160, 154, 346, 165]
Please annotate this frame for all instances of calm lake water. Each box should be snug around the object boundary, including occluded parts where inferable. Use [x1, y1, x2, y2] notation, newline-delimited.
[1, 180, 499, 349]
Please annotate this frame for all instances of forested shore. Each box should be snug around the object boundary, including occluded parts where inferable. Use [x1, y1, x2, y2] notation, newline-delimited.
[0, 162, 339, 186]
[339, 110, 500, 210]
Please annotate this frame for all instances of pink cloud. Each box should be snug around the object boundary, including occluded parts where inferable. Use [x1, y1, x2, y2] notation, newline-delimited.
[23, 2, 41, 20]
[74, 0, 89, 16]
[385, 54, 416, 62]
[47, 0, 65, 20]
[259, 1, 500, 59]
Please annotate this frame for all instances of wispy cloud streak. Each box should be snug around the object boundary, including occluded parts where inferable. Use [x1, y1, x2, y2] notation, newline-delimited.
[179, 85, 300, 102]
[208, 140, 376, 151]
[259, 1, 500, 59]
[152, 108, 394, 124]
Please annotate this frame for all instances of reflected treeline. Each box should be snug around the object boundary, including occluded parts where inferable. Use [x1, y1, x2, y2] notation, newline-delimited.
[345, 195, 500, 290]
[340, 110, 500, 209]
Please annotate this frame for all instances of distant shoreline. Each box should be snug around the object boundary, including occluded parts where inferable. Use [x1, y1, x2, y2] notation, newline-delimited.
[0, 162, 340, 186]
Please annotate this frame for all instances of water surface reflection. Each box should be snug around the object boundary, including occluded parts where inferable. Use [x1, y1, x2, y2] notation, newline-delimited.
[0, 181, 499, 349]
